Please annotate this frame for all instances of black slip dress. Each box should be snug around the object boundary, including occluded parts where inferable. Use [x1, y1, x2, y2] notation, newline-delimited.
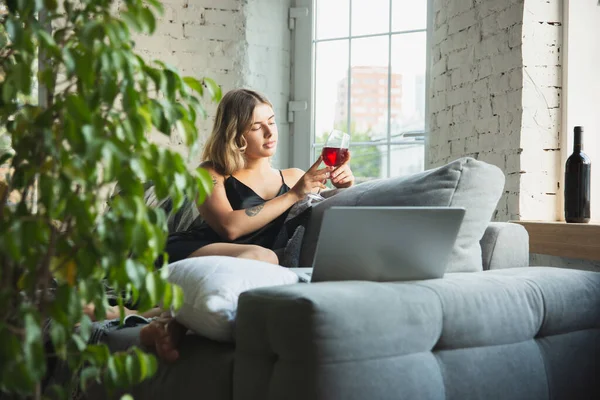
[163, 170, 291, 263]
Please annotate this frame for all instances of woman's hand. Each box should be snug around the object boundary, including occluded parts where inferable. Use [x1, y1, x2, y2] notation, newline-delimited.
[330, 151, 355, 188]
[290, 156, 332, 200]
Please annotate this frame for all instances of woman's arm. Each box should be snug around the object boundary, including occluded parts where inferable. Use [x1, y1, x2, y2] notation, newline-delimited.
[199, 159, 330, 241]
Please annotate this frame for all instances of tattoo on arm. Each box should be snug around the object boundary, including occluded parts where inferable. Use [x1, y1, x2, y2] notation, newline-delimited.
[211, 175, 220, 187]
[245, 203, 265, 217]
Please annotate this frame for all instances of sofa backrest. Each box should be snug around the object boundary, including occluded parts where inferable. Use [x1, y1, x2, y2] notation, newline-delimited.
[299, 157, 505, 273]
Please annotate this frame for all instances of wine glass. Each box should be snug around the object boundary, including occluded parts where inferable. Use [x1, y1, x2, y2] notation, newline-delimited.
[304, 130, 350, 202]
[322, 129, 350, 168]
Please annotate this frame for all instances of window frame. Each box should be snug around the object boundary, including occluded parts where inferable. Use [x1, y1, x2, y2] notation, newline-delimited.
[290, 0, 434, 173]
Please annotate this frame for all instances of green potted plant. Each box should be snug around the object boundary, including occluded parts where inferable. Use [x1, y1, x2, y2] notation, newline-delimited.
[0, 0, 218, 398]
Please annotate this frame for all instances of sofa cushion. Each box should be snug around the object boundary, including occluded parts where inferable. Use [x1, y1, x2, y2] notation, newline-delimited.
[235, 267, 600, 400]
[167, 256, 299, 342]
[299, 157, 505, 273]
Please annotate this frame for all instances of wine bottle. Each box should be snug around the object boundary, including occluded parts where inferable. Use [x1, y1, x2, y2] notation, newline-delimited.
[564, 126, 591, 223]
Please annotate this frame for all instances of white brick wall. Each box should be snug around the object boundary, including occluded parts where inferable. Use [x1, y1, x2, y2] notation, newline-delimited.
[519, 0, 562, 221]
[430, 0, 599, 271]
[244, 0, 293, 168]
[429, 0, 564, 222]
[133, 0, 293, 168]
[429, 0, 524, 221]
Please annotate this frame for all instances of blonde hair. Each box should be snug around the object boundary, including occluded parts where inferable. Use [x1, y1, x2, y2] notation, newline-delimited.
[202, 88, 273, 176]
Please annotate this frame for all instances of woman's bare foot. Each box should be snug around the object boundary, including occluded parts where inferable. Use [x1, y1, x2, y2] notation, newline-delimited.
[139, 312, 187, 363]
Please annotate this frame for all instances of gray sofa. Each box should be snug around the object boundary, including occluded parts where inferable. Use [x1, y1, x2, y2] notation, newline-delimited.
[97, 222, 600, 400]
[93, 158, 600, 399]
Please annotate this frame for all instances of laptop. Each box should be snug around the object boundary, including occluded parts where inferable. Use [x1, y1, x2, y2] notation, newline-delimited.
[290, 206, 465, 283]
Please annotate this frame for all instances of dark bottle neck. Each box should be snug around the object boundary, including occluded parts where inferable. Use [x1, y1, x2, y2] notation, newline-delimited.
[573, 129, 584, 152]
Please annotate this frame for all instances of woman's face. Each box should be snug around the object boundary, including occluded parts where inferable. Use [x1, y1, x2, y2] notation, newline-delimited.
[242, 103, 278, 160]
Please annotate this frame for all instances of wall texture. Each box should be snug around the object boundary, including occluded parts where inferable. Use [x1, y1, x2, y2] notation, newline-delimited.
[133, 0, 293, 167]
[429, 0, 524, 221]
[428, 0, 562, 222]
[244, 0, 293, 168]
[430, 0, 598, 271]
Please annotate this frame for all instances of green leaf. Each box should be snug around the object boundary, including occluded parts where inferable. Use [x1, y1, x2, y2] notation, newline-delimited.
[105, 21, 123, 45]
[84, 344, 111, 365]
[121, 394, 134, 400]
[125, 259, 144, 288]
[79, 314, 92, 343]
[121, 11, 142, 33]
[50, 322, 67, 359]
[137, 105, 153, 131]
[196, 167, 214, 204]
[0, 151, 14, 166]
[130, 159, 148, 181]
[145, 0, 164, 15]
[72, 332, 88, 352]
[139, 7, 157, 34]
[62, 48, 76, 75]
[75, 51, 95, 89]
[204, 77, 222, 102]
[141, 352, 158, 377]
[23, 313, 46, 382]
[149, 100, 170, 134]
[145, 272, 158, 306]
[65, 95, 92, 123]
[36, 29, 59, 57]
[35, 0, 57, 11]
[100, 76, 119, 105]
[105, 356, 120, 388]
[24, 312, 42, 347]
[183, 77, 204, 96]
[171, 284, 184, 311]
[80, 366, 101, 391]
[111, 50, 126, 71]
[44, 0, 58, 11]
[123, 84, 139, 112]
[81, 20, 105, 48]
[176, 119, 196, 146]
[5, 18, 23, 47]
[125, 354, 141, 384]
[143, 66, 162, 91]
[161, 70, 178, 100]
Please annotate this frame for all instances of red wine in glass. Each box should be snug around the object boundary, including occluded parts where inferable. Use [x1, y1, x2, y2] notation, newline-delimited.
[322, 147, 349, 167]
[321, 129, 350, 167]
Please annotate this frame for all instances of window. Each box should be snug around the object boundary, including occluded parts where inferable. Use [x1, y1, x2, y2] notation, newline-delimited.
[291, 0, 430, 182]
[563, 0, 600, 221]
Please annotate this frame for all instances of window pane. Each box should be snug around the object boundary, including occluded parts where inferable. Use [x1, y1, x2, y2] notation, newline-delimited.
[350, 36, 389, 140]
[316, 0, 350, 40]
[314, 40, 349, 149]
[391, 0, 427, 32]
[349, 144, 384, 182]
[390, 32, 427, 143]
[388, 143, 425, 177]
[351, 0, 390, 36]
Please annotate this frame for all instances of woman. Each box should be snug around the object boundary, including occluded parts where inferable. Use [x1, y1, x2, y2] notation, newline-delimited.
[163, 88, 354, 265]
[141, 88, 355, 361]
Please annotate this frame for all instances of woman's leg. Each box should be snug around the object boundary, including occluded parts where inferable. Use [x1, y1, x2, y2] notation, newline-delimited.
[188, 243, 279, 265]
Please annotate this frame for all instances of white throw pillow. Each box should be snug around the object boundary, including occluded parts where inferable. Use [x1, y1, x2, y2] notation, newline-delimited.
[166, 256, 299, 342]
